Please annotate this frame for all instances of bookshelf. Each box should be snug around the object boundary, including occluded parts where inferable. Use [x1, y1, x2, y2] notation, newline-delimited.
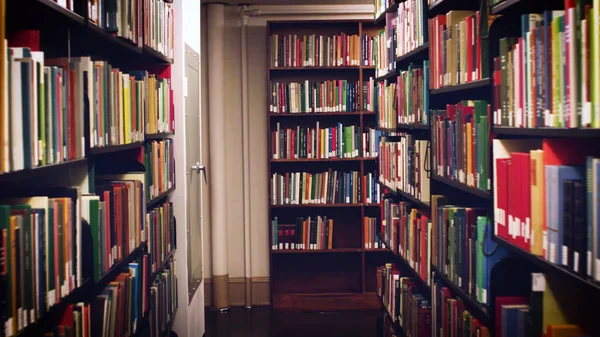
[267, 20, 392, 311]
[1, 0, 178, 336]
[375, 0, 600, 336]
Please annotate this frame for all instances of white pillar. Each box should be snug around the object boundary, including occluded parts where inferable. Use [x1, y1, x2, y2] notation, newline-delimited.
[206, 2, 229, 310]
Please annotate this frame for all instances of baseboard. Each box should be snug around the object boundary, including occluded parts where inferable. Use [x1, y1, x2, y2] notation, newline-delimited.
[204, 277, 270, 307]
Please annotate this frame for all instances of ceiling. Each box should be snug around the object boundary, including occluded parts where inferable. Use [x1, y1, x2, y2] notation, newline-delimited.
[202, 0, 371, 4]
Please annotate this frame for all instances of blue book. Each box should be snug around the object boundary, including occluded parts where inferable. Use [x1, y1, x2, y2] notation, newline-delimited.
[501, 305, 529, 337]
[546, 165, 584, 266]
[482, 216, 510, 307]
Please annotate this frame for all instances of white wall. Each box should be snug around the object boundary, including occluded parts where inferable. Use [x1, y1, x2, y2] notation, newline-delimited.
[173, 0, 205, 336]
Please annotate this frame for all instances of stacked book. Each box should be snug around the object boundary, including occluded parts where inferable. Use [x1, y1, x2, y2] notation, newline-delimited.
[269, 80, 361, 114]
[271, 123, 361, 159]
[146, 201, 175, 274]
[397, 61, 430, 126]
[396, 0, 427, 57]
[271, 216, 334, 250]
[269, 33, 362, 68]
[145, 139, 175, 201]
[270, 170, 362, 205]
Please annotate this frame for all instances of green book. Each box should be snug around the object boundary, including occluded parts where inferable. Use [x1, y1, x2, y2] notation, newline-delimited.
[0, 205, 13, 333]
[476, 215, 486, 303]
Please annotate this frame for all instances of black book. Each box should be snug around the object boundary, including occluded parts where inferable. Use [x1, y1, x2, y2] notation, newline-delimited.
[562, 180, 575, 271]
[573, 180, 587, 276]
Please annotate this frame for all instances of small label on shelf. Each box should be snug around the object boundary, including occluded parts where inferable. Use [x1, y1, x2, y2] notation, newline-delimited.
[562, 246, 568, 266]
[574, 252, 580, 273]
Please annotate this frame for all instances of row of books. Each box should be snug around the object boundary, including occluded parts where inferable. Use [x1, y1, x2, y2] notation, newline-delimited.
[363, 34, 381, 68]
[145, 139, 175, 201]
[372, 80, 396, 129]
[149, 258, 177, 337]
[377, 264, 432, 337]
[85, 0, 174, 58]
[44, 303, 91, 337]
[0, 40, 175, 174]
[379, 137, 431, 203]
[364, 128, 383, 159]
[146, 201, 175, 275]
[431, 101, 491, 192]
[431, 276, 491, 337]
[143, 0, 175, 59]
[395, 0, 427, 58]
[364, 216, 383, 249]
[0, 191, 82, 336]
[269, 80, 362, 114]
[374, 27, 394, 76]
[268, 33, 363, 68]
[429, 11, 489, 90]
[397, 61, 430, 126]
[375, 0, 396, 19]
[431, 195, 507, 307]
[270, 170, 376, 205]
[271, 216, 334, 250]
[493, 138, 600, 282]
[92, 260, 145, 337]
[494, 8, 600, 128]
[271, 123, 362, 160]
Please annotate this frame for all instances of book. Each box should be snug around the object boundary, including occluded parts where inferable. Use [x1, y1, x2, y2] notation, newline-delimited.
[149, 257, 177, 337]
[142, 0, 175, 59]
[374, 79, 397, 129]
[364, 216, 382, 249]
[146, 201, 175, 274]
[395, 0, 427, 58]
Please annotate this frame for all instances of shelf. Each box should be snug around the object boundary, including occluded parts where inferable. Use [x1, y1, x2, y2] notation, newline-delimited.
[493, 126, 600, 138]
[393, 252, 431, 293]
[15, 280, 92, 337]
[375, 70, 397, 82]
[0, 159, 88, 183]
[395, 43, 429, 67]
[151, 250, 176, 282]
[431, 265, 491, 327]
[272, 248, 362, 254]
[142, 45, 173, 64]
[145, 132, 174, 140]
[269, 66, 361, 71]
[378, 181, 431, 211]
[378, 296, 407, 337]
[89, 142, 144, 155]
[430, 79, 491, 95]
[269, 111, 371, 117]
[490, 0, 565, 16]
[396, 124, 430, 131]
[271, 203, 367, 208]
[271, 157, 376, 163]
[365, 248, 392, 253]
[147, 187, 175, 209]
[374, 3, 399, 25]
[16, 243, 146, 337]
[428, 0, 482, 16]
[494, 236, 600, 293]
[431, 174, 492, 200]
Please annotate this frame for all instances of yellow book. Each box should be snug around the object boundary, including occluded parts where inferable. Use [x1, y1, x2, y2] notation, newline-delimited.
[123, 73, 130, 144]
[328, 219, 333, 249]
[467, 122, 473, 186]
[530, 150, 545, 256]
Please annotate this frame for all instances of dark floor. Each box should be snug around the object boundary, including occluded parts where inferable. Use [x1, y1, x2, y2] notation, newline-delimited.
[205, 307, 380, 337]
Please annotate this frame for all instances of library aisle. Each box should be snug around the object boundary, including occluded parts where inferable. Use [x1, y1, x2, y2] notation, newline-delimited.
[3, 0, 600, 336]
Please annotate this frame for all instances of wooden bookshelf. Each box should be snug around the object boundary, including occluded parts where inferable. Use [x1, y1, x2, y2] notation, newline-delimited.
[2, 1, 177, 335]
[267, 20, 391, 311]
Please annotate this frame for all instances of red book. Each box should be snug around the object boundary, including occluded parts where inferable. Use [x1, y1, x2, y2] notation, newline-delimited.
[466, 16, 473, 83]
[515, 152, 532, 251]
[290, 224, 296, 249]
[475, 12, 481, 80]
[496, 158, 509, 239]
[8, 30, 40, 50]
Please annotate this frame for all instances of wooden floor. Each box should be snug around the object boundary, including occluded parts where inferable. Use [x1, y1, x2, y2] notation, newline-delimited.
[204, 307, 380, 337]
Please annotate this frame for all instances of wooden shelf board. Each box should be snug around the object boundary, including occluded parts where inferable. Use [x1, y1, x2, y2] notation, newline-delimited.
[150, 250, 176, 282]
[271, 157, 376, 163]
[431, 174, 492, 200]
[145, 132, 174, 140]
[432, 265, 491, 327]
[272, 248, 362, 254]
[0, 159, 88, 183]
[378, 296, 407, 337]
[490, 0, 564, 16]
[392, 252, 431, 293]
[142, 45, 173, 64]
[374, 3, 399, 25]
[378, 181, 431, 211]
[269, 66, 361, 71]
[395, 43, 429, 66]
[272, 292, 380, 311]
[430, 78, 491, 95]
[147, 187, 175, 208]
[269, 111, 371, 117]
[493, 126, 600, 138]
[428, 0, 481, 16]
[396, 124, 430, 131]
[375, 70, 397, 82]
[271, 203, 366, 208]
[494, 236, 600, 293]
[89, 142, 144, 155]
